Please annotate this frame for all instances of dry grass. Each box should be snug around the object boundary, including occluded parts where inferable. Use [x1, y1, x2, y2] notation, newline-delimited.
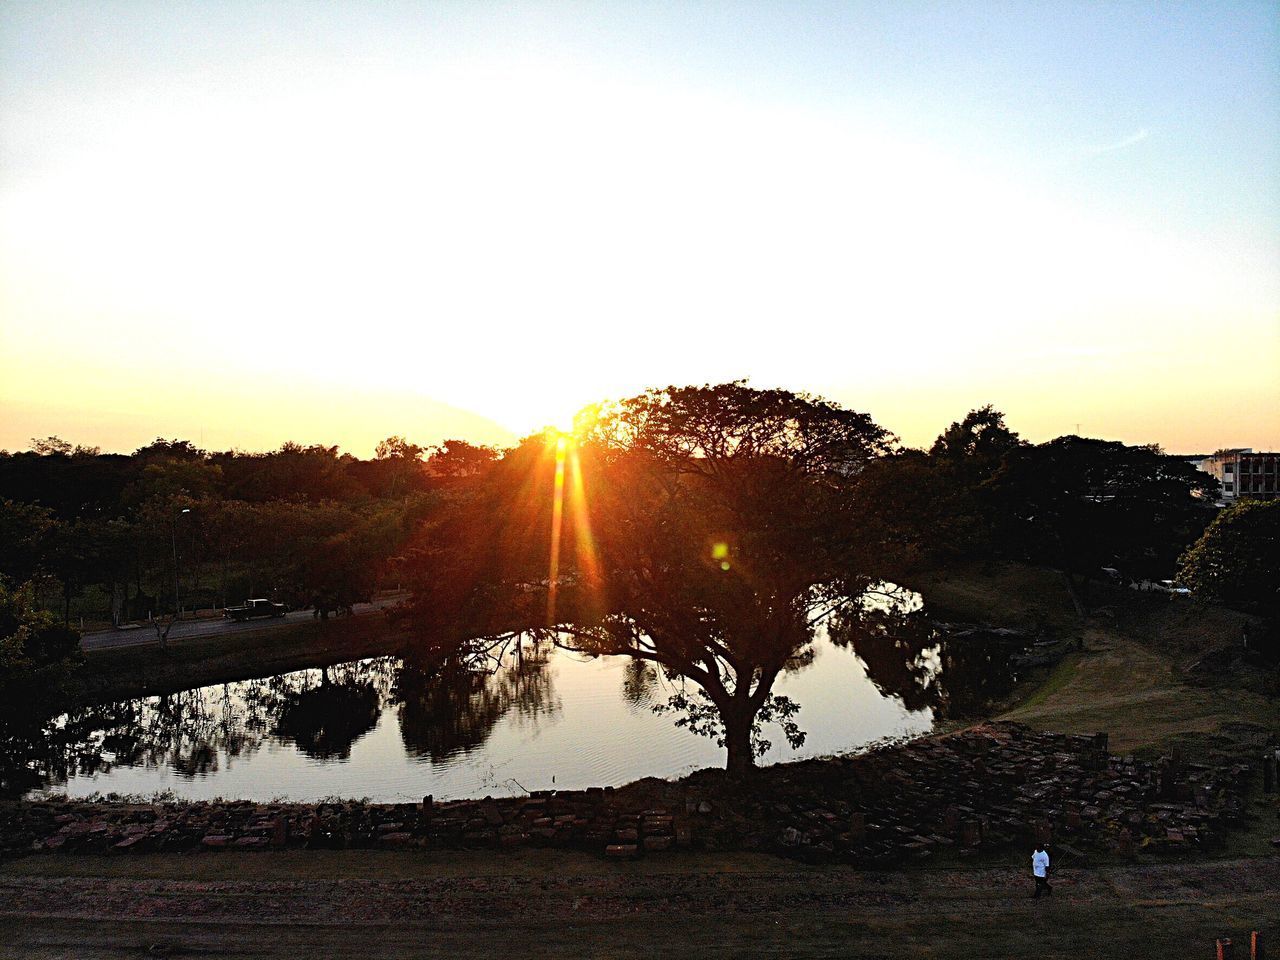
[908, 562, 1278, 754]
[906, 562, 1083, 636]
[999, 629, 1278, 754]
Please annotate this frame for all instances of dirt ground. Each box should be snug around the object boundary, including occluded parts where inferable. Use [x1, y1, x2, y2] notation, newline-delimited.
[1, 850, 1275, 959]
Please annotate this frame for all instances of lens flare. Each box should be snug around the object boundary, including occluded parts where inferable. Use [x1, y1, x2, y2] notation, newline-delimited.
[542, 427, 604, 624]
[546, 434, 568, 624]
[566, 445, 601, 586]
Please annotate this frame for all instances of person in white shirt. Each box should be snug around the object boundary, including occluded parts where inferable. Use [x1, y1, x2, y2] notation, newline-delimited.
[1032, 843, 1052, 898]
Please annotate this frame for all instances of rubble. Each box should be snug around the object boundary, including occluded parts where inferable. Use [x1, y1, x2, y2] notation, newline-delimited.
[0, 723, 1255, 865]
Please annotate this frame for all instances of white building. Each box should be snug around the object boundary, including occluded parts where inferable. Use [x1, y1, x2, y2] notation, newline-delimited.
[1194, 448, 1280, 502]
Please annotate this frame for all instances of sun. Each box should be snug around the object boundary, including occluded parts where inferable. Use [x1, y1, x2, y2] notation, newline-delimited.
[542, 425, 575, 450]
[539, 401, 602, 447]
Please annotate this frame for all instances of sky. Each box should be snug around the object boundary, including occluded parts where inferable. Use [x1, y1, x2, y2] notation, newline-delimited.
[2, 1, 1278, 456]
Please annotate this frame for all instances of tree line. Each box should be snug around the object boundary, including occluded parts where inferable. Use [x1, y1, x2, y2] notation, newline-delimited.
[0, 436, 497, 625]
[3, 382, 1275, 777]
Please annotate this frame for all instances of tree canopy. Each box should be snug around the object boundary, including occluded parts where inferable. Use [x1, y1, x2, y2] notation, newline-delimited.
[0, 579, 83, 725]
[993, 436, 1218, 585]
[1178, 499, 1280, 609]
[0, 435, 452, 626]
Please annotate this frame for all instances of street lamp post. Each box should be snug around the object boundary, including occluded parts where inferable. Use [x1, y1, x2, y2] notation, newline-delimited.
[173, 507, 191, 619]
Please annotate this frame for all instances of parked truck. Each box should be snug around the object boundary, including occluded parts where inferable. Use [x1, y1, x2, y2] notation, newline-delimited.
[224, 598, 288, 621]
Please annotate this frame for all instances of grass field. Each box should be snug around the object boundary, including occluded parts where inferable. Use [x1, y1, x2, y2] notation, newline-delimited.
[910, 562, 1278, 751]
[1001, 629, 1277, 754]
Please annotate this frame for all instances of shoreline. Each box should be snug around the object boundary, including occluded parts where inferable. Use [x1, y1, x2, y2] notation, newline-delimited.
[5, 720, 1269, 868]
[74, 613, 416, 705]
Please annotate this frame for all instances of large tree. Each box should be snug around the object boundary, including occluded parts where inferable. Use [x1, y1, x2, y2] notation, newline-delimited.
[1178, 499, 1280, 609]
[405, 383, 895, 775]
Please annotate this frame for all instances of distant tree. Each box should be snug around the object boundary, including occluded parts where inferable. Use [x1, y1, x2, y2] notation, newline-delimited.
[0, 579, 83, 723]
[853, 407, 1024, 572]
[30, 437, 73, 457]
[0, 498, 55, 582]
[201, 499, 261, 608]
[372, 436, 427, 496]
[0, 447, 133, 521]
[0, 434, 441, 627]
[45, 519, 104, 625]
[1178, 500, 1280, 608]
[217, 443, 359, 503]
[929, 405, 1022, 464]
[29, 437, 100, 457]
[132, 438, 204, 461]
[374, 436, 425, 461]
[132, 458, 222, 505]
[992, 437, 1216, 609]
[427, 440, 499, 480]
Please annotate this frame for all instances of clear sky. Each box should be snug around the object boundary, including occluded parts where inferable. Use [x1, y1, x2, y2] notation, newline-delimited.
[2, 1, 1277, 455]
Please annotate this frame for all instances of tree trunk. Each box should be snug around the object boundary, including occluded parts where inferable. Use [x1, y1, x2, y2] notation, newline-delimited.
[723, 704, 755, 778]
[1061, 571, 1086, 620]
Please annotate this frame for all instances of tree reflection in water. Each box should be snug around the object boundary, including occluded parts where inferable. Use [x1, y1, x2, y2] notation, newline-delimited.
[833, 604, 1027, 720]
[394, 639, 561, 764]
[1, 659, 399, 796]
[621, 658, 659, 707]
[4, 647, 567, 796]
[272, 665, 382, 761]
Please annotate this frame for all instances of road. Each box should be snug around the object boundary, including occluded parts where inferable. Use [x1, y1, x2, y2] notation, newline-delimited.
[79, 595, 406, 652]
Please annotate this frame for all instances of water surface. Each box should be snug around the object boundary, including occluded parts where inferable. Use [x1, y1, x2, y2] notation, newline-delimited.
[15, 614, 1027, 802]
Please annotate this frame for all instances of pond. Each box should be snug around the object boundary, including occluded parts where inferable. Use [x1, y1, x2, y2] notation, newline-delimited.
[9, 608, 1031, 803]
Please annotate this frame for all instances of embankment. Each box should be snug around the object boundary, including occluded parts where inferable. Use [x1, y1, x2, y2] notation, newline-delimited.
[75, 614, 416, 704]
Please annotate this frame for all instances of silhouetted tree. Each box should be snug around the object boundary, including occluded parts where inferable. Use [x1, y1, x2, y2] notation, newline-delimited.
[0, 579, 83, 724]
[405, 383, 895, 775]
[427, 440, 500, 481]
[993, 438, 1216, 611]
[0, 498, 55, 582]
